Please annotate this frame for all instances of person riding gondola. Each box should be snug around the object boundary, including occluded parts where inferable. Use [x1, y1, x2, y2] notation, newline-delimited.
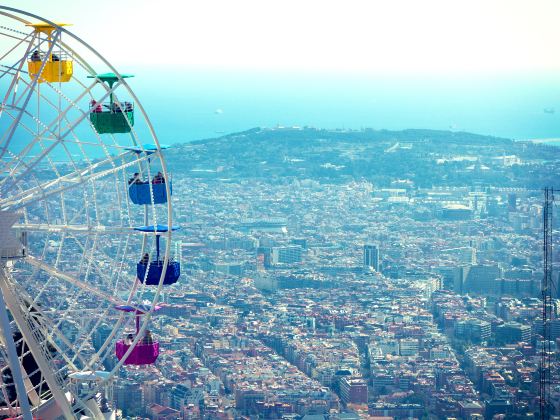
[128, 173, 142, 185]
[140, 253, 149, 265]
[152, 172, 165, 184]
[142, 330, 153, 345]
[30, 50, 41, 62]
[112, 100, 122, 113]
[90, 99, 103, 113]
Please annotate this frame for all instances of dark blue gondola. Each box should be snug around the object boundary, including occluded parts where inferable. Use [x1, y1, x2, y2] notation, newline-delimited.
[129, 182, 172, 205]
[137, 260, 180, 285]
[135, 225, 181, 285]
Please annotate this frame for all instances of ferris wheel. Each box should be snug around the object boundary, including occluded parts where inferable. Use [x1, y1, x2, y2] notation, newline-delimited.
[0, 6, 181, 420]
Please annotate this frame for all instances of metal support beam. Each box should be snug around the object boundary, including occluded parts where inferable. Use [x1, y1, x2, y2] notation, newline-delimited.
[0, 275, 74, 419]
[0, 269, 33, 420]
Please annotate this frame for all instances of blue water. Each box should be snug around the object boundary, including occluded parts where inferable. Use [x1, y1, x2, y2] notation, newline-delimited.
[130, 69, 560, 144]
[3, 70, 560, 164]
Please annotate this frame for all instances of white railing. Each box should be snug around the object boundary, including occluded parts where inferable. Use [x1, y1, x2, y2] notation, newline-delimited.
[28, 51, 71, 62]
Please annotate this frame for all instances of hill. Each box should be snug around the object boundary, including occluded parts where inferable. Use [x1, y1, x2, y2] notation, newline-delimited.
[167, 127, 560, 188]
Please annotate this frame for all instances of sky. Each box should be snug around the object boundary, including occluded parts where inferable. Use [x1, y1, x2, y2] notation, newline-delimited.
[2, 1, 560, 142]
[2, 0, 560, 75]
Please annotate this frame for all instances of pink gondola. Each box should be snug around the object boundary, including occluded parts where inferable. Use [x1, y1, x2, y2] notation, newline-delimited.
[114, 303, 161, 366]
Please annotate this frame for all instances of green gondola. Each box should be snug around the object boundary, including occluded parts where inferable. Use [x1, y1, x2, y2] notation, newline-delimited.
[88, 73, 134, 134]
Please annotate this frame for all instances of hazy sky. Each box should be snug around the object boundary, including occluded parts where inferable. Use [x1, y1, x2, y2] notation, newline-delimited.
[2, 0, 560, 75]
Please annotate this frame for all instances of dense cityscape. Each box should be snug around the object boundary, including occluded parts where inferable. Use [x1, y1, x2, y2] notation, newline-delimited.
[84, 127, 559, 419]
[2, 3, 560, 419]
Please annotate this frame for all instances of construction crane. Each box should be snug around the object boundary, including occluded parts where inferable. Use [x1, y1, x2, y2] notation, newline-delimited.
[541, 187, 554, 419]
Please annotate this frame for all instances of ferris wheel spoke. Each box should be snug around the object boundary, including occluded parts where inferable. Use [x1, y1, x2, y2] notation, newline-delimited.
[21, 263, 120, 373]
[24, 241, 122, 365]
[10, 285, 88, 372]
[27, 240, 146, 372]
[4, 80, 68, 122]
[0, 82, 102, 190]
[0, 106, 72, 192]
[57, 225, 141, 306]
[50, 229, 151, 326]
[69, 305, 125, 368]
[3, 69, 90, 119]
[0, 32, 59, 164]
[0, 274, 74, 420]
[14, 223, 135, 235]
[1, 147, 129, 200]
[83, 281, 141, 372]
[26, 247, 151, 318]
[0, 30, 28, 43]
[0, 290, 37, 418]
[0, 30, 34, 90]
[0, 36, 34, 115]
[25, 255, 127, 307]
[0, 112, 91, 193]
[2, 152, 148, 210]
[5, 35, 55, 110]
[65, 231, 138, 300]
[0, 76, 127, 185]
[21, 217, 139, 303]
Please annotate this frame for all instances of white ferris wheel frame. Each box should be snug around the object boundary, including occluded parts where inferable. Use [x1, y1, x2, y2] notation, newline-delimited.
[0, 6, 175, 419]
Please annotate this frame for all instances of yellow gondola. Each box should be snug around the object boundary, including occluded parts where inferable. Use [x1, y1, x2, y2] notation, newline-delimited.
[26, 22, 72, 83]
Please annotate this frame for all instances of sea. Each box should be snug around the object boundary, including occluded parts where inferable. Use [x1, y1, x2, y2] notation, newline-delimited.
[3, 69, 560, 164]
[129, 69, 560, 146]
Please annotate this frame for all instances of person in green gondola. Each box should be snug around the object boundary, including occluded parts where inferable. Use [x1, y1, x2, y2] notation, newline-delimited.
[90, 99, 103, 113]
[112, 100, 122, 113]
